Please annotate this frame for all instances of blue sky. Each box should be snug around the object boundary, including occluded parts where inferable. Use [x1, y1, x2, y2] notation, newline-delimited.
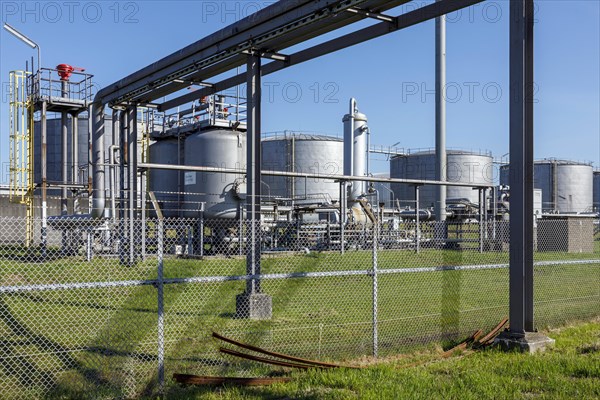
[1, 0, 598, 181]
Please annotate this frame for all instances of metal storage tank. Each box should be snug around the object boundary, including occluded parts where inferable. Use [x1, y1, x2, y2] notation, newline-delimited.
[390, 149, 494, 208]
[261, 132, 343, 205]
[33, 116, 110, 184]
[500, 159, 593, 213]
[149, 138, 184, 218]
[183, 129, 246, 219]
[594, 171, 600, 212]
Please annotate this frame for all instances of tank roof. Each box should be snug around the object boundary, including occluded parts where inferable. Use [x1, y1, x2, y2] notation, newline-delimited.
[391, 148, 492, 159]
[533, 158, 593, 166]
[262, 131, 342, 142]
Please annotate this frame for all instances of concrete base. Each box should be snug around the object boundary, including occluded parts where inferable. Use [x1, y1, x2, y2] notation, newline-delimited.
[494, 331, 555, 353]
[235, 293, 272, 320]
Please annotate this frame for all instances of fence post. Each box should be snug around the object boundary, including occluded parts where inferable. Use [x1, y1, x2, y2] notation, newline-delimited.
[157, 218, 165, 394]
[372, 218, 379, 358]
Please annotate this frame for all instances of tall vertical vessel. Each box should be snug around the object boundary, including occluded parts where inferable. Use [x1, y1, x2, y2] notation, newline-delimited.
[183, 128, 246, 219]
[343, 98, 368, 201]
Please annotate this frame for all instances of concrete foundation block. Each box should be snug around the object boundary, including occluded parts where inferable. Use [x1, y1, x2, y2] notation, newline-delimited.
[235, 292, 272, 320]
[494, 331, 555, 353]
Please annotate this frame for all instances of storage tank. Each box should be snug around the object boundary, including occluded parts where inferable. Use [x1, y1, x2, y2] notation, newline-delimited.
[33, 115, 111, 184]
[390, 149, 494, 208]
[261, 132, 343, 205]
[500, 159, 593, 213]
[594, 171, 600, 211]
[148, 138, 184, 218]
[183, 129, 246, 219]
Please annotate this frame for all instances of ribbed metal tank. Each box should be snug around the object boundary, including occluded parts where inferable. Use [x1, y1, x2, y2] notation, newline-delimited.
[594, 171, 600, 211]
[261, 133, 344, 204]
[183, 129, 246, 218]
[149, 138, 184, 218]
[33, 116, 112, 184]
[390, 149, 494, 208]
[500, 160, 593, 213]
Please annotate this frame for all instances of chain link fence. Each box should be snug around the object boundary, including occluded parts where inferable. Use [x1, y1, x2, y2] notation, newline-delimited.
[0, 212, 598, 398]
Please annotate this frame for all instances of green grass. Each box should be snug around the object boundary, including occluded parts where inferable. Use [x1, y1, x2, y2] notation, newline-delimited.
[164, 318, 600, 400]
[0, 246, 597, 399]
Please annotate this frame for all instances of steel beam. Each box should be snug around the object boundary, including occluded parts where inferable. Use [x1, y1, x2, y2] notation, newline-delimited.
[246, 52, 262, 294]
[435, 3, 447, 223]
[100, 0, 373, 106]
[508, 0, 535, 336]
[159, 0, 485, 112]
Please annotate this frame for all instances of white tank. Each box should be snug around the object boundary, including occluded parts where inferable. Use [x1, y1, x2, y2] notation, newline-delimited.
[183, 129, 246, 219]
[261, 133, 343, 204]
[390, 149, 494, 208]
[500, 159, 593, 213]
[594, 171, 600, 211]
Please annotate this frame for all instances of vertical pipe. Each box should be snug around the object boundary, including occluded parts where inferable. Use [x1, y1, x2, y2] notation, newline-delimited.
[91, 102, 105, 218]
[238, 202, 243, 256]
[339, 181, 346, 254]
[156, 217, 165, 394]
[111, 111, 120, 221]
[372, 211, 378, 358]
[119, 110, 127, 264]
[128, 106, 138, 266]
[41, 101, 48, 258]
[415, 186, 420, 253]
[435, 2, 447, 223]
[479, 188, 484, 253]
[109, 146, 118, 223]
[245, 52, 262, 294]
[72, 114, 79, 213]
[199, 204, 204, 258]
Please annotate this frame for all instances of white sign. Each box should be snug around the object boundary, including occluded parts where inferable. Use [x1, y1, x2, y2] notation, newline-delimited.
[184, 172, 196, 186]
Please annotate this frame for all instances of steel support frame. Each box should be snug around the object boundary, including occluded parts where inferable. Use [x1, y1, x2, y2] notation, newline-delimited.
[246, 52, 262, 294]
[158, 0, 485, 112]
[508, 0, 535, 335]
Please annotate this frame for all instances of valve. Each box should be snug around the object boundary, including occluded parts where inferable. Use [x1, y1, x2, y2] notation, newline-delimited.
[56, 64, 85, 81]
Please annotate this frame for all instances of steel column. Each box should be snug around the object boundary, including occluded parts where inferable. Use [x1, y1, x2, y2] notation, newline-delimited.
[61, 80, 68, 216]
[508, 0, 535, 335]
[40, 101, 48, 258]
[127, 106, 138, 266]
[435, 1, 447, 223]
[246, 52, 262, 294]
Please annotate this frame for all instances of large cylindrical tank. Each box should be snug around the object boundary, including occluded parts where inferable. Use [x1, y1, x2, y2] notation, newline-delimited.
[500, 160, 593, 213]
[149, 138, 184, 218]
[594, 171, 600, 211]
[33, 116, 110, 184]
[183, 129, 246, 219]
[261, 133, 343, 205]
[390, 149, 494, 208]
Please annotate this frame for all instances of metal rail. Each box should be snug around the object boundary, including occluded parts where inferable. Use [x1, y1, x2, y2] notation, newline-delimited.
[213, 332, 358, 369]
[220, 347, 319, 370]
[1, 259, 597, 294]
[173, 374, 291, 386]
